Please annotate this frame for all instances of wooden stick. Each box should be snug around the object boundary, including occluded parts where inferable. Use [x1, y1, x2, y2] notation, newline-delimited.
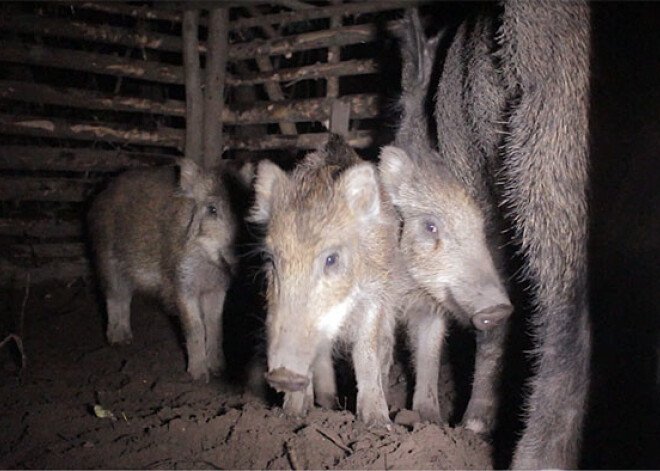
[8, 243, 87, 259]
[0, 80, 185, 117]
[0, 14, 186, 53]
[0, 259, 90, 284]
[311, 425, 352, 454]
[183, 10, 203, 164]
[246, 6, 297, 135]
[231, 2, 415, 30]
[0, 273, 29, 371]
[0, 16, 405, 62]
[227, 130, 372, 151]
[228, 21, 404, 61]
[0, 114, 184, 148]
[285, 440, 300, 470]
[227, 59, 377, 87]
[0, 41, 184, 85]
[74, 1, 415, 32]
[0, 176, 98, 202]
[0, 145, 175, 172]
[203, 8, 230, 168]
[0, 218, 82, 239]
[0, 80, 377, 125]
[273, 0, 314, 11]
[326, 0, 342, 100]
[225, 94, 378, 124]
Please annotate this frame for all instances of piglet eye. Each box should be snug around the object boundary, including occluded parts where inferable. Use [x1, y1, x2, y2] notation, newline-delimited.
[207, 204, 218, 215]
[325, 253, 339, 267]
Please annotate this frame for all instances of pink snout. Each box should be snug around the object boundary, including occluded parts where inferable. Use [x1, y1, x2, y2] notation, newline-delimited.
[472, 303, 513, 331]
[265, 366, 310, 392]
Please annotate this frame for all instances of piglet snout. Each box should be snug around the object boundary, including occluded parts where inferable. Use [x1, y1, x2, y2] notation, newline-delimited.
[472, 303, 513, 330]
[265, 367, 310, 392]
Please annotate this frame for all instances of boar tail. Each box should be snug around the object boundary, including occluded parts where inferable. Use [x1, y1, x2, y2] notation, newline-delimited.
[395, 8, 441, 153]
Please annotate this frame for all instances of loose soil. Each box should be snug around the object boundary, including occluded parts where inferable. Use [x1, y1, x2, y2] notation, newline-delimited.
[0, 280, 492, 470]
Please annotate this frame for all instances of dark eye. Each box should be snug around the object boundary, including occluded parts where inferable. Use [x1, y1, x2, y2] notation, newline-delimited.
[420, 217, 441, 240]
[325, 253, 338, 267]
[207, 204, 218, 216]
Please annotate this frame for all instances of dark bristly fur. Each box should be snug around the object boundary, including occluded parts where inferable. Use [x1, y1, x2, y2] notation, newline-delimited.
[427, 1, 591, 468]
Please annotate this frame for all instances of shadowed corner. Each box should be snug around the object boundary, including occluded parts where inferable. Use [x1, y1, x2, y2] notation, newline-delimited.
[583, 3, 660, 468]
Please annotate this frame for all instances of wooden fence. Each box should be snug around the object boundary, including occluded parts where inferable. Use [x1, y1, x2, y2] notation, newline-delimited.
[0, 1, 412, 284]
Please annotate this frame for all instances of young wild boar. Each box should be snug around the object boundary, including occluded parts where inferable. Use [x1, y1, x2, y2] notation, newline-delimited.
[249, 136, 399, 426]
[89, 158, 238, 382]
[389, 3, 592, 468]
[378, 10, 513, 432]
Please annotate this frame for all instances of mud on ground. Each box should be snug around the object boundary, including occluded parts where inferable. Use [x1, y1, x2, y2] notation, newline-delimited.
[0, 280, 492, 470]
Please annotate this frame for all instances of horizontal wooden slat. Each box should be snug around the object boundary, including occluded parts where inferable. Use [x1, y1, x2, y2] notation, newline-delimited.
[0, 177, 99, 202]
[229, 130, 373, 151]
[5, 243, 86, 259]
[75, 2, 185, 24]
[229, 21, 402, 61]
[0, 19, 402, 66]
[0, 114, 184, 148]
[0, 116, 374, 154]
[0, 41, 184, 85]
[0, 145, 176, 172]
[0, 14, 186, 54]
[0, 114, 375, 152]
[0, 81, 378, 124]
[0, 218, 83, 238]
[0, 257, 90, 284]
[228, 59, 377, 86]
[231, 2, 412, 30]
[76, 2, 412, 31]
[0, 80, 186, 117]
[226, 94, 379, 124]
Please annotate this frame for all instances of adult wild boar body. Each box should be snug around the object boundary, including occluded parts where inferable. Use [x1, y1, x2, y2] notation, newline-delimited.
[379, 9, 512, 434]
[89, 159, 238, 382]
[392, 2, 591, 468]
[250, 136, 399, 426]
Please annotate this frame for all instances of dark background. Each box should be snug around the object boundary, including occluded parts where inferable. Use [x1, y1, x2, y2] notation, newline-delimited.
[583, 2, 659, 468]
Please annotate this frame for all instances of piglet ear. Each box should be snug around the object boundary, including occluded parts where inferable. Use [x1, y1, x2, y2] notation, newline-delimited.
[249, 160, 288, 224]
[220, 158, 255, 191]
[341, 162, 381, 220]
[236, 160, 255, 188]
[178, 158, 209, 200]
[378, 146, 414, 206]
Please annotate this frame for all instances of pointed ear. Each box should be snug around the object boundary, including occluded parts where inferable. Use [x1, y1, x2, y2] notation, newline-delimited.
[236, 160, 255, 188]
[341, 162, 381, 220]
[249, 160, 288, 224]
[378, 146, 414, 206]
[221, 158, 255, 190]
[178, 158, 210, 200]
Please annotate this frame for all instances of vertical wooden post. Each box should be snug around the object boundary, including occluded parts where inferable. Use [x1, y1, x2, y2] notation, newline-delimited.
[326, 0, 342, 99]
[246, 6, 297, 136]
[183, 9, 203, 165]
[330, 100, 350, 137]
[203, 8, 229, 169]
[327, 1, 349, 139]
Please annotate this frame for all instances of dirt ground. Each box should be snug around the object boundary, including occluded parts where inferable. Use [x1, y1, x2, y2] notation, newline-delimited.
[0, 279, 492, 470]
